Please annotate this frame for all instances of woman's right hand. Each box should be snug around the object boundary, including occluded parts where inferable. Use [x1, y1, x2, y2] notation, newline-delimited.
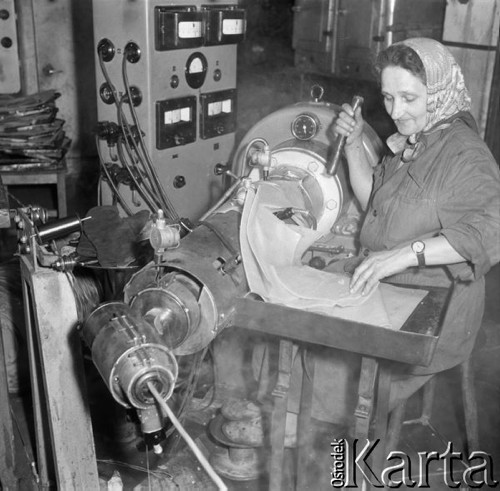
[331, 103, 365, 147]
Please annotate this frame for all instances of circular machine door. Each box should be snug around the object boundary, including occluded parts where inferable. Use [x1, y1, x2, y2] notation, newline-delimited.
[247, 144, 346, 235]
[232, 101, 384, 180]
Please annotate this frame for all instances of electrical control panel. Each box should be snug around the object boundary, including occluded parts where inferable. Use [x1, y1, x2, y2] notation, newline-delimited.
[92, 0, 245, 221]
[155, 7, 204, 51]
[203, 5, 246, 46]
[200, 89, 236, 139]
[156, 95, 197, 149]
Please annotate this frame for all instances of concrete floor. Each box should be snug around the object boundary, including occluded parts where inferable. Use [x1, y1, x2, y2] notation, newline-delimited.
[2, 37, 500, 490]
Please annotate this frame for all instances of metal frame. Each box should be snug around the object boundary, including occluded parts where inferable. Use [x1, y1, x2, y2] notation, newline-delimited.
[233, 285, 449, 490]
[19, 245, 99, 489]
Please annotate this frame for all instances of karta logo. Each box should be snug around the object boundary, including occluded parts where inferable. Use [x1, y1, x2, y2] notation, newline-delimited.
[330, 438, 498, 488]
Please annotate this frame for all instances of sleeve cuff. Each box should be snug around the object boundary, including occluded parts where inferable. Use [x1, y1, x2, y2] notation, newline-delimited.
[440, 228, 490, 280]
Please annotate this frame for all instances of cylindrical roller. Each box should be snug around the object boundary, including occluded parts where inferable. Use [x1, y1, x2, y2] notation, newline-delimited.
[81, 301, 178, 410]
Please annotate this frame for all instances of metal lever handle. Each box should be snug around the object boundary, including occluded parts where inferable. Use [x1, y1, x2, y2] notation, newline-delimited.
[325, 95, 364, 176]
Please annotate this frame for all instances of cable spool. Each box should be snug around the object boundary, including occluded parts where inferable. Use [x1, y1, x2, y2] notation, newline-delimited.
[65, 267, 103, 323]
[0, 258, 102, 393]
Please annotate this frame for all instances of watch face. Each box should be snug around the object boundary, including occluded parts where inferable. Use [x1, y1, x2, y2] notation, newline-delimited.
[412, 241, 425, 253]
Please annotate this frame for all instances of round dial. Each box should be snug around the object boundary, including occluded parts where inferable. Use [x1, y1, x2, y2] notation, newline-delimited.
[291, 113, 320, 141]
[185, 52, 207, 89]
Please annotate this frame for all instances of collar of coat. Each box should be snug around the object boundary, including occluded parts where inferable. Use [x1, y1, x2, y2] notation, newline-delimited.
[384, 111, 477, 188]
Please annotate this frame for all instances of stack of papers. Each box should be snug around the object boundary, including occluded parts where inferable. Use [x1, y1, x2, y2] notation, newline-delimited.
[0, 90, 71, 167]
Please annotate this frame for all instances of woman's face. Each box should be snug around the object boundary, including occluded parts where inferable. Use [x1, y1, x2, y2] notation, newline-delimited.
[381, 65, 428, 136]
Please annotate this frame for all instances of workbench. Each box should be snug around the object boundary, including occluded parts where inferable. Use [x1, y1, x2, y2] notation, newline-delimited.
[232, 283, 450, 490]
[0, 161, 67, 218]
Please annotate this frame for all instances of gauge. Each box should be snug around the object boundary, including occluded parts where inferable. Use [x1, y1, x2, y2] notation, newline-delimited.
[185, 52, 207, 89]
[188, 56, 204, 74]
[291, 113, 320, 141]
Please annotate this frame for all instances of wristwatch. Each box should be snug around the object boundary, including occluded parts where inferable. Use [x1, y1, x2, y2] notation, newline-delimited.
[411, 240, 426, 268]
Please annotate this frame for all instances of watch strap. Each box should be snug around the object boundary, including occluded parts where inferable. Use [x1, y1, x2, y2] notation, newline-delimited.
[416, 250, 425, 268]
[411, 241, 426, 268]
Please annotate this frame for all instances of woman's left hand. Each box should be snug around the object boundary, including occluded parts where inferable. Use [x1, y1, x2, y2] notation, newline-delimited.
[350, 247, 414, 296]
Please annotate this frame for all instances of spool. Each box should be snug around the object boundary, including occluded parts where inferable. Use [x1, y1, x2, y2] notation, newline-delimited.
[210, 447, 260, 481]
[209, 412, 262, 481]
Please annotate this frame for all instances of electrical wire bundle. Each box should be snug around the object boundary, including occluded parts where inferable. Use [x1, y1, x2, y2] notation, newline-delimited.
[96, 46, 179, 222]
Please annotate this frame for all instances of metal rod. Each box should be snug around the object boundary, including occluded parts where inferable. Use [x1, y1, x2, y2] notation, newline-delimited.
[326, 95, 364, 176]
[33, 215, 91, 243]
[147, 382, 228, 491]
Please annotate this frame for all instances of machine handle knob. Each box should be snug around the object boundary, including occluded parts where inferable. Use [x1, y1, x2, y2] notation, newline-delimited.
[325, 95, 364, 176]
[42, 63, 63, 76]
[173, 175, 186, 188]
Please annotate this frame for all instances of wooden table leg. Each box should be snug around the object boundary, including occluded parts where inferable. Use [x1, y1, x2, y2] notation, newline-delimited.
[352, 358, 393, 490]
[268, 339, 294, 491]
[372, 363, 392, 484]
[353, 356, 380, 490]
[56, 170, 67, 218]
[354, 357, 378, 440]
[296, 348, 314, 490]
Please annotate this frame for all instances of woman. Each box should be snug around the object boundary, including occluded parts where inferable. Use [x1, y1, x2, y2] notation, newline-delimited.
[331, 37, 500, 405]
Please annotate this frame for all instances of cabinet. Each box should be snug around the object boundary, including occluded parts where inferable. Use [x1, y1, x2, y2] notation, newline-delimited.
[292, 0, 446, 80]
[442, 0, 500, 136]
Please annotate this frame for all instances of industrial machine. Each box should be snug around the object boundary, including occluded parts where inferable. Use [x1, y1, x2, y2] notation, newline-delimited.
[11, 88, 385, 487]
[92, 0, 246, 222]
[80, 87, 385, 467]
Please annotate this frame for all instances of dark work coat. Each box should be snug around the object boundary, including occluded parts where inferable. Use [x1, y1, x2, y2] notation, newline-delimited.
[361, 112, 500, 374]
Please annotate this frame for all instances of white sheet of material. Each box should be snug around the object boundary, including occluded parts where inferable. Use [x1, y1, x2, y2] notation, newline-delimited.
[240, 183, 427, 330]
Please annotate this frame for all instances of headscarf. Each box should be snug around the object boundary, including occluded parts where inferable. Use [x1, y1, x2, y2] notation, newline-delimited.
[401, 37, 471, 131]
[386, 38, 472, 159]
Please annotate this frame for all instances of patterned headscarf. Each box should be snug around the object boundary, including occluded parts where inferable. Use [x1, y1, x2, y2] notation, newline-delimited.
[386, 38, 472, 159]
[400, 37, 471, 131]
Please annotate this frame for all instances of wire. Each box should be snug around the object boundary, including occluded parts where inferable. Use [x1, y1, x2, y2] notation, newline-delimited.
[145, 444, 151, 490]
[7, 191, 26, 208]
[116, 98, 162, 211]
[196, 345, 217, 411]
[167, 347, 208, 437]
[97, 175, 103, 206]
[97, 50, 178, 220]
[9, 405, 40, 484]
[198, 178, 242, 222]
[95, 135, 133, 216]
[118, 80, 164, 211]
[96, 459, 173, 480]
[115, 135, 159, 212]
[121, 53, 179, 221]
[147, 382, 227, 491]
